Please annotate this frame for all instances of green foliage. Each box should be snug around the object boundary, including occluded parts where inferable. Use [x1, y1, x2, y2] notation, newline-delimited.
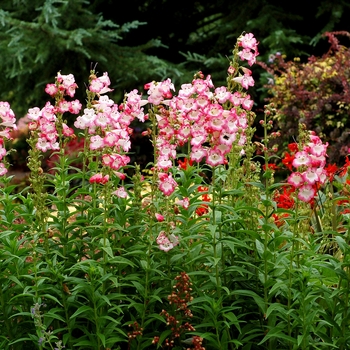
[1, 30, 350, 350]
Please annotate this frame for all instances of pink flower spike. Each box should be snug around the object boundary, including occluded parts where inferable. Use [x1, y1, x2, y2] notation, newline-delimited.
[155, 213, 165, 222]
[298, 185, 315, 203]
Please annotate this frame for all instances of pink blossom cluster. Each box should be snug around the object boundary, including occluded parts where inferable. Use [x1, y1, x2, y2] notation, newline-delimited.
[287, 133, 328, 202]
[0, 102, 17, 176]
[144, 78, 175, 105]
[156, 230, 179, 252]
[147, 74, 254, 195]
[27, 73, 81, 152]
[141, 33, 259, 197]
[237, 32, 259, 66]
[74, 73, 148, 197]
[74, 73, 146, 156]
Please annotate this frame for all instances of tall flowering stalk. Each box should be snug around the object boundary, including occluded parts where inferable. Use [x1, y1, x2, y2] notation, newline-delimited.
[26, 72, 81, 253]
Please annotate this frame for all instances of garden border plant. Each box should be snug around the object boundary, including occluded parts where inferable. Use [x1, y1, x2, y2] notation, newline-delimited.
[0, 32, 350, 350]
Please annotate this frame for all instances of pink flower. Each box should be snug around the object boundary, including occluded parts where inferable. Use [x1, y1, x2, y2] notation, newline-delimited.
[89, 173, 109, 184]
[89, 73, 113, 94]
[158, 172, 177, 196]
[0, 162, 7, 176]
[115, 171, 126, 180]
[113, 186, 128, 198]
[241, 95, 254, 110]
[36, 138, 52, 152]
[238, 33, 258, 50]
[62, 123, 74, 137]
[156, 231, 179, 252]
[157, 157, 172, 171]
[27, 107, 42, 121]
[302, 169, 319, 185]
[298, 185, 315, 203]
[232, 74, 255, 89]
[190, 147, 207, 163]
[287, 172, 304, 188]
[176, 197, 190, 210]
[206, 149, 225, 166]
[89, 135, 104, 150]
[45, 83, 58, 97]
[155, 213, 165, 222]
[292, 151, 311, 168]
[69, 100, 82, 114]
[238, 49, 258, 66]
[214, 86, 231, 104]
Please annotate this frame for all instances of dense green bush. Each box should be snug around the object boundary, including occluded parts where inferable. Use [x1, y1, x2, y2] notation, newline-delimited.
[259, 31, 350, 164]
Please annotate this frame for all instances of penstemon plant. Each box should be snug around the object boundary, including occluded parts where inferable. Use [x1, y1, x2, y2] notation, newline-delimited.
[0, 31, 350, 350]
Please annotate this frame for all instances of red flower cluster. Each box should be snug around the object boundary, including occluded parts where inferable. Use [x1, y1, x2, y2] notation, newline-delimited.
[281, 143, 298, 171]
[178, 158, 194, 170]
[272, 186, 295, 227]
[273, 187, 295, 209]
[195, 186, 210, 216]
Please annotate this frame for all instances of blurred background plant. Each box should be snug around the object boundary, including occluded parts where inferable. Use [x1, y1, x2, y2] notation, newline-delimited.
[258, 31, 350, 165]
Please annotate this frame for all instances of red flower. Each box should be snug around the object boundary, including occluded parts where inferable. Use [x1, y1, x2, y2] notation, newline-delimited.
[178, 158, 193, 170]
[340, 156, 350, 177]
[325, 163, 338, 182]
[196, 186, 210, 216]
[282, 152, 295, 171]
[273, 187, 295, 209]
[288, 143, 299, 153]
[263, 163, 279, 171]
[272, 213, 290, 227]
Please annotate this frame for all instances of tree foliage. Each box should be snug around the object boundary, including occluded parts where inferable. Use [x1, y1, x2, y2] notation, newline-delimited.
[0, 0, 185, 117]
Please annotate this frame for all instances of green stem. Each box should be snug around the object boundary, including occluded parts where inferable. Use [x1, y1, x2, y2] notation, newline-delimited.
[287, 199, 299, 349]
[211, 169, 221, 300]
[137, 246, 150, 350]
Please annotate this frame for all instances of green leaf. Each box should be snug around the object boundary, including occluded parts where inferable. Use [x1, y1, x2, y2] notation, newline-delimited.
[223, 312, 241, 332]
[335, 236, 350, 254]
[258, 327, 297, 345]
[70, 305, 94, 319]
[265, 302, 287, 319]
[255, 239, 265, 258]
[97, 332, 106, 347]
[159, 330, 172, 346]
[230, 290, 265, 314]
